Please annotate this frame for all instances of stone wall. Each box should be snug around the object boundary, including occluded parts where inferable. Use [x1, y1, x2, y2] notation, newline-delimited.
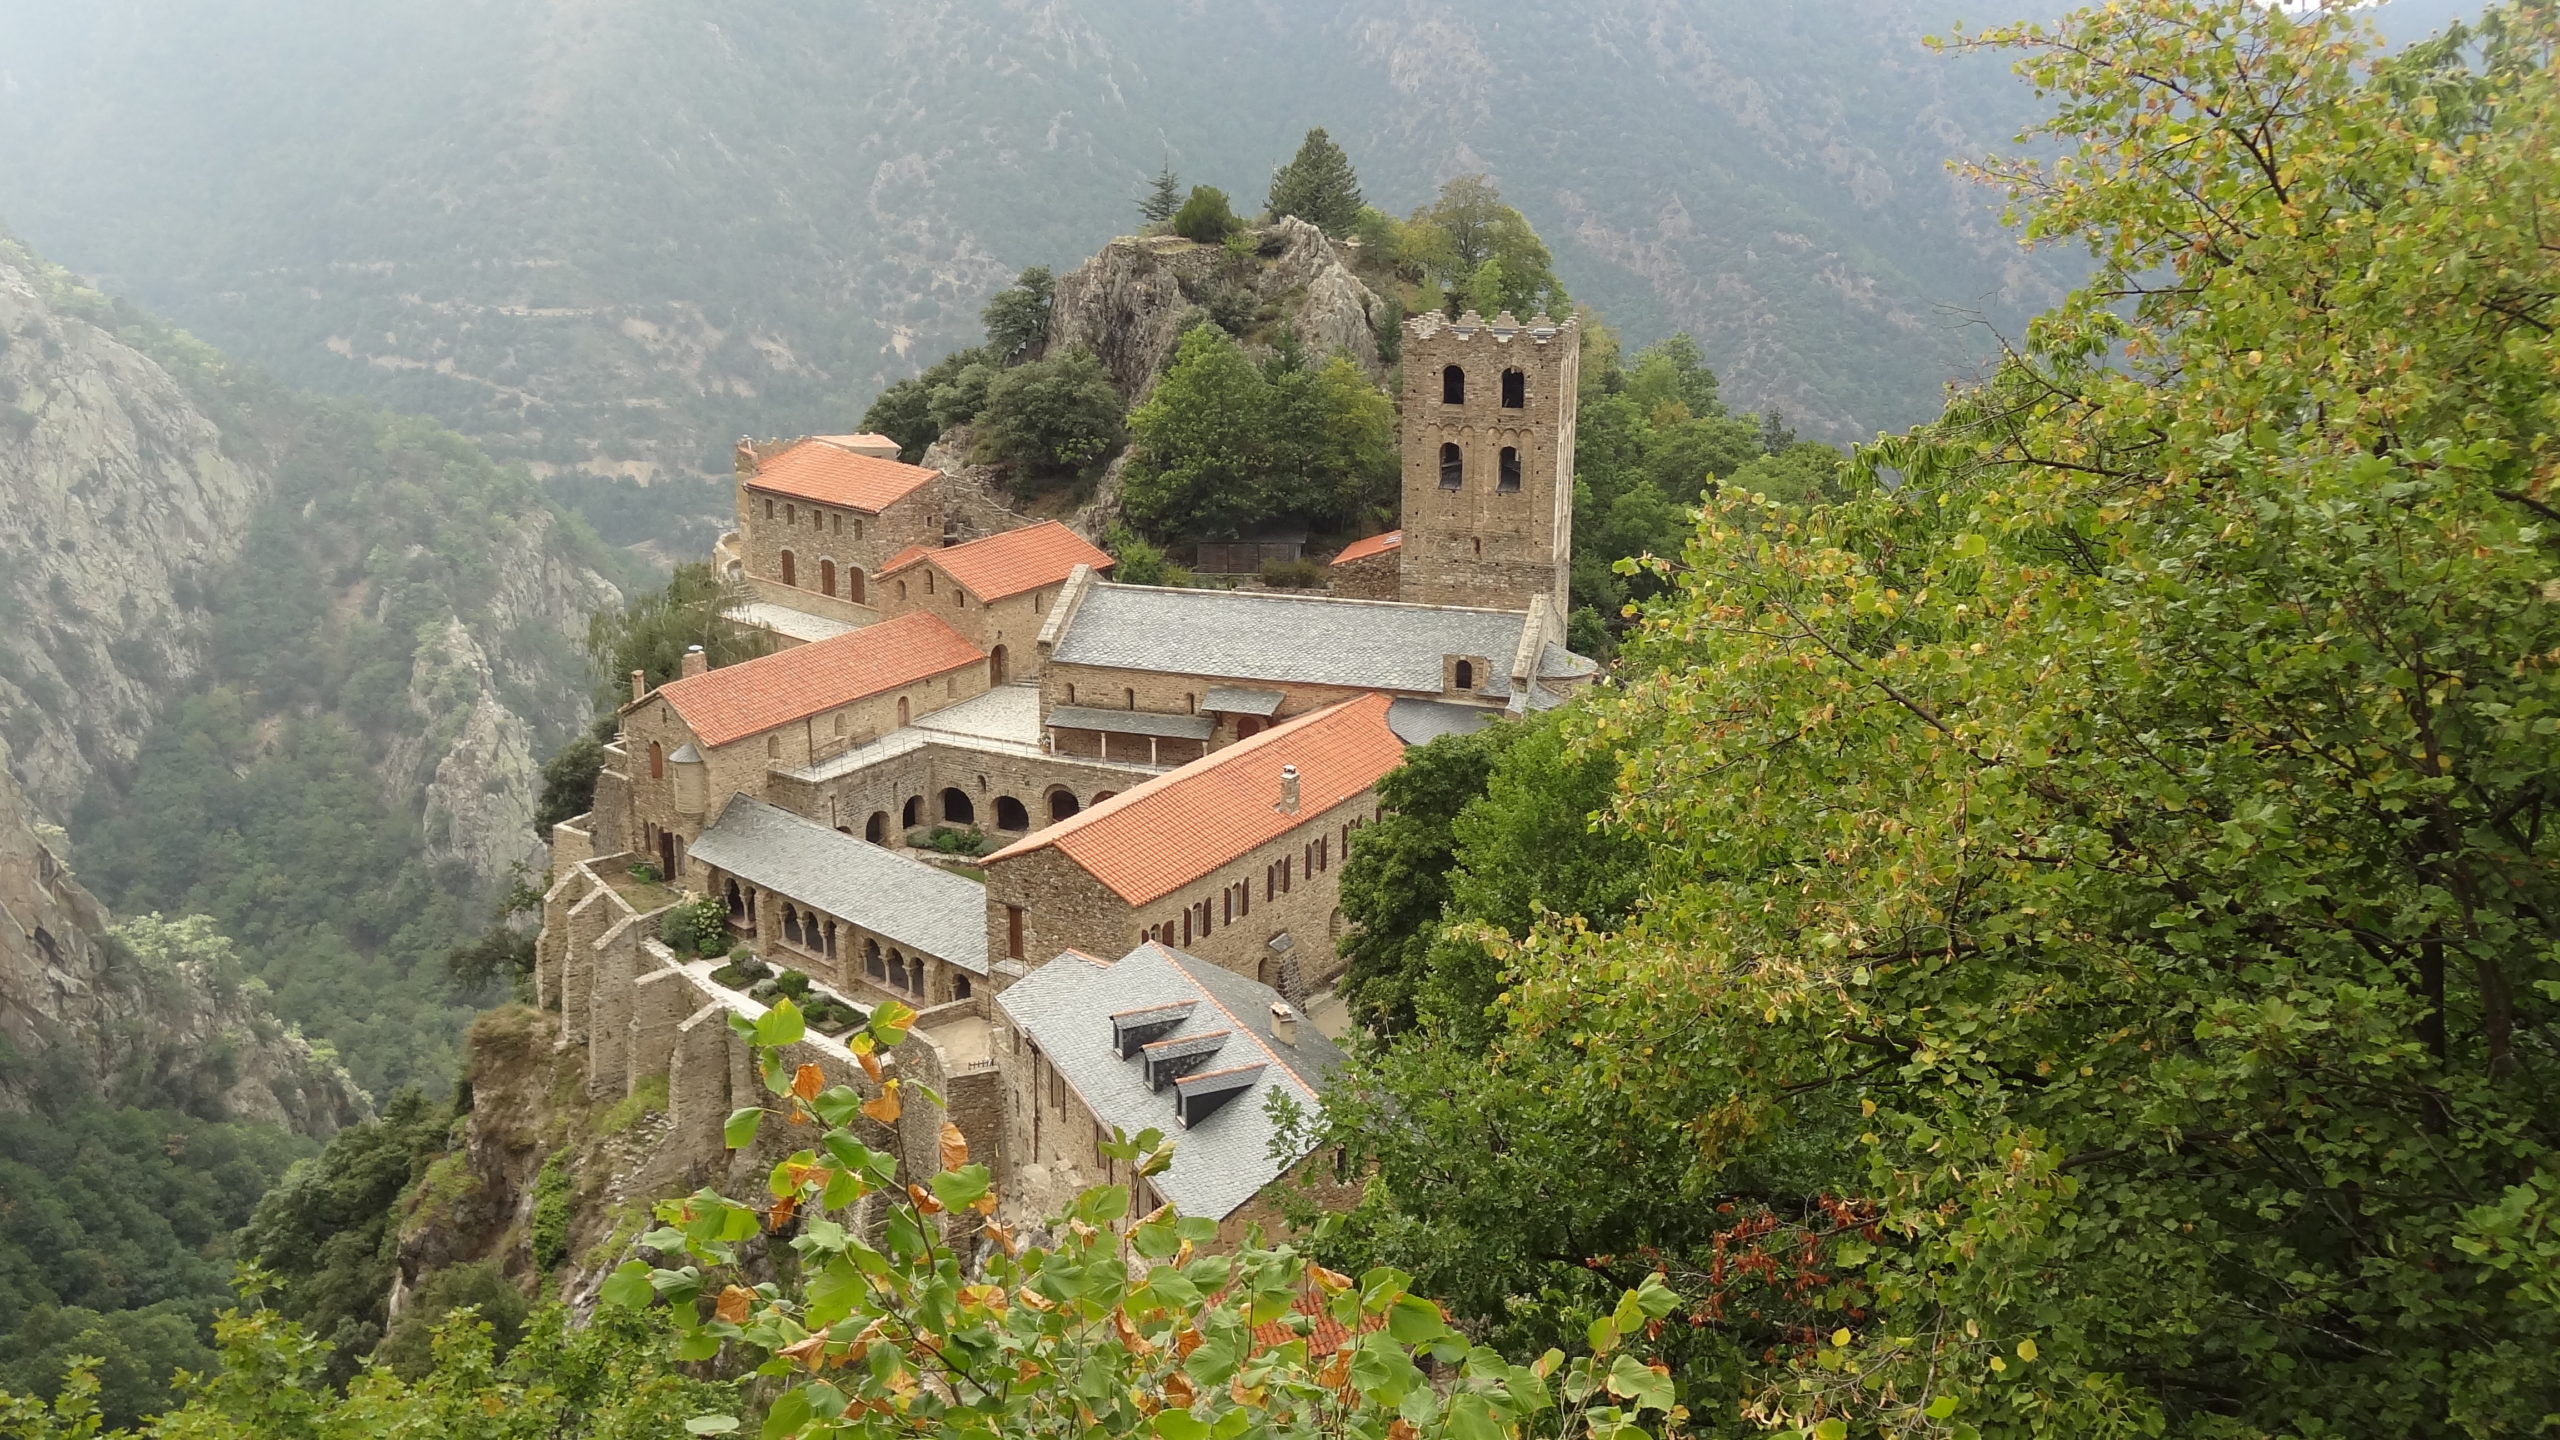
[762, 736, 1153, 851]
[982, 790, 1375, 1000]
[735, 467, 946, 609]
[874, 567, 1061, 682]
[1397, 312, 1580, 613]
[1327, 546, 1400, 602]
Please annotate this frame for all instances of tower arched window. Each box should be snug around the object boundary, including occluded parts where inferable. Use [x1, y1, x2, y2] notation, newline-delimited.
[1439, 443, 1464, 490]
[1441, 365, 1466, 405]
[1501, 369, 1526, 408]
[1498, 446, 1522, 492]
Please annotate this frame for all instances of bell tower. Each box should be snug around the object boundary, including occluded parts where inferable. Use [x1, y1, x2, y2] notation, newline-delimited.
[1395, 309, 1578, 613]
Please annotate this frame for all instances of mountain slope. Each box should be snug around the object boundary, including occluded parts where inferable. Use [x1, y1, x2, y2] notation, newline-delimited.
[0, 231, 618, 1095]
[0, 0, 2071, 544]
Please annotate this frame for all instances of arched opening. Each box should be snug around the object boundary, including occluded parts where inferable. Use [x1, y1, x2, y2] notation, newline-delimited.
[896, 696, 910, 727]
[865, 939, 884, 981]
[1092, 790, 1118, 805]
[1498, 446, 1522, 492]
[953, 974, 972, 1000]
[848, 567, 866, 604]
[994, 795, 1029, 831]
[780, 549, 797, 586]
[820, 558, 837, 597]
[725, 878, 745, 920]
[1501, 368, 1526, 408]
[1439, 442, 1463, 490]
[902, 795, 924, 829]
[1441, 365, 1465, 405]
[940, 788, 975, 824]
[989, 645, 1008, 685]
[649, 740, 665, 779]
[1048, 789, 1080, 822]
[888, 950, 912, 993]
[1455, 659, 1476, 691]
[783, 905, 803, 946]
[865, 811, 889, 844]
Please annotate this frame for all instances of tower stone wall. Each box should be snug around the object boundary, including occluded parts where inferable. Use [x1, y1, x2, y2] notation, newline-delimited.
[1395, 310, 1578, 613]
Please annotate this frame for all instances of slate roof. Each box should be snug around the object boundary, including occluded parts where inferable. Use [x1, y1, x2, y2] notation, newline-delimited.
[987, 694, 1405, 906]
[996, 941, 1345, 1219]
[1200, 686, 1285, 717]
[1049, 583, 1559, 698]
[1046, 705, 1218, 741]
[747, 438, 939, 513]
[1329, 530, 1403, 566]
[1385, 698, 1501, 746]
[688, 794, 990, 971]
[645, 610, 983, 748]
[879, 522, 1115, 603]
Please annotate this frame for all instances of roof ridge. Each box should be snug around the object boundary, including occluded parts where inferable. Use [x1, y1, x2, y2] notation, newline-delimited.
[1087, 578, 1527, 618]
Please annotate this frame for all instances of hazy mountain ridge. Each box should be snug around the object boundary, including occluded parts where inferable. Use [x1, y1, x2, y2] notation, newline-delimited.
[0, 0, 2074, 546]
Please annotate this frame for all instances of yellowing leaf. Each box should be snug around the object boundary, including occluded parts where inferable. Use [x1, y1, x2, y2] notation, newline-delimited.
[713, 1285, 754, 1325]
[2017, 1338, 2039, 1362]
[791, 1063, 824, 1101]
[939, 1122, 969, 1171]
[862, 1084, 901, 1125]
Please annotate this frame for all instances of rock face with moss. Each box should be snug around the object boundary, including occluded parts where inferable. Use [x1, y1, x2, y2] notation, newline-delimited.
[0, 737, 363, 1131]
[1045, 217, 1388, 402]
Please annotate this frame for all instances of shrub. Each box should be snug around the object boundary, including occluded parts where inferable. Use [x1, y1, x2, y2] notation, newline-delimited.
[529, 1149, 572, 1272]
[1101, 525, 1193, 588]
[928, 827, 990, 858]
[977, 348, 1126, 493]
[625, 862, 660, 885]
[1259, 556, 1327, 588]
[654, 896, 725, 957]
[1172, 185, 1239, 244]
[773, 968, 811, 1000]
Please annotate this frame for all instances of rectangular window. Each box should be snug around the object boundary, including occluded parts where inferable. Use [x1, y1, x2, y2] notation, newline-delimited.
[1282, 857, 1293, 894]
[1182, 908, 1193, 946]
[1223, 890, 1232, 925]
[1006, 904, 1024, 960]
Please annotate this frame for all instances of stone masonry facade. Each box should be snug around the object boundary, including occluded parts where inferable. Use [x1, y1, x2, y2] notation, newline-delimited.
[1397, 311, 1580, 613]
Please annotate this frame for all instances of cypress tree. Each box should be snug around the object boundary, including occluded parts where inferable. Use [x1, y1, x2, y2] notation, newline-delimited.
[1265, 127, 1363, 237]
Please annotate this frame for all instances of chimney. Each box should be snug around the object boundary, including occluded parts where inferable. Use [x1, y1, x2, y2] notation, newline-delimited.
[630, 668, 648, 702]
[1277, 764, 1300, 815]
[681, 644, 708, 679]
[1270, 1001, 1299, 1048]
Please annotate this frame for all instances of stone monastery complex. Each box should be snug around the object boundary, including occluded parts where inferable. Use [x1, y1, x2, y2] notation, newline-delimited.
[538, 309, 1594, 1237]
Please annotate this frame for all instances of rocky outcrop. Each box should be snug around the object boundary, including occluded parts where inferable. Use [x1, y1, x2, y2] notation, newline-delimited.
[0, 737, 365, 1130]
[0, 244, 269, 817]
[1044, 217, 1388, 402]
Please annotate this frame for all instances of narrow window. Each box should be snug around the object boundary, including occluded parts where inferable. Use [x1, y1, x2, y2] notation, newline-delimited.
[1455, 659, 1476, 691]
[925, 571, 936, 595]
[1474, 537, 1483, 556]
[898, 580, 908, 602]
[1441, 365, 1465, 405]
[1498, 446, 1522, 492]
[897, 696, 910, 727]
[1501, 368, 1526, 408]
[820, 558, 837, 597]
[849, 568, 866, 604]
[1125, 688, 1136, 710]
[832, 513, 842, 533]
[1182, 908, 1193, 946]
[780, 550, 797, 586]
[1439, 443, 1463, 490]
[764, 498, 775, 519]
[1006, 905, 1024, 960]
[1224, 889, 1233, 925]
[855, 518, 865, 540]
[648, 740, 664, 779]
[786, 504, 797, 525]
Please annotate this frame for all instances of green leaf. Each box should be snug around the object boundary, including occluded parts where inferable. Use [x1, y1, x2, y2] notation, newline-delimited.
[1154, 1408, 1209, 1440]
[685, 1418, 740, 1436]
[1386, 1294, 1449, 1345]
[1446, 1393, 1503, 1440]
[1812, 1421, 1846, 1440]
[756, 999, 806, 1048]
[1926, 1395, 1961, 1420]
[1605, 1353, 1674, 1413]
[929, 1163, 992, 1213]
[760, 1386, 812, 1440]
[724, 1106, 762, 1151]
[600, 1260, 654, 1309]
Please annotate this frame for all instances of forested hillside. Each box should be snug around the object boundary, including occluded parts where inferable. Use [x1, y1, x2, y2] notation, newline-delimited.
[0, 0, 2075, 551]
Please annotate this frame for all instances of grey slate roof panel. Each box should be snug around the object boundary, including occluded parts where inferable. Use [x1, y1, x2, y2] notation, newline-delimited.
[687, 794, 990, 972]
[1200, 686, 1286, 717]
[1051, 583, 1574, 698]
[1047, 705, 1217, 741]
[1386, 698, 1502, 746]
[995, 942, 1346, 1219]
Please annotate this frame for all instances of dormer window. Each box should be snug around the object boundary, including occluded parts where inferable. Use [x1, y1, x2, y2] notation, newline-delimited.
[1454, 659, 1475, 691]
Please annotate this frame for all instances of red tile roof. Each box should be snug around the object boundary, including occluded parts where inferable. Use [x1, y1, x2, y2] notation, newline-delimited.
[1250, 1282, 1391, 1358]
[1329, 530, 1402, 566]
[746, 438, 938, 514]
[988, 694, 1404, 905]
[644, 611, 984, 748]
[878, 521, 1115, 602]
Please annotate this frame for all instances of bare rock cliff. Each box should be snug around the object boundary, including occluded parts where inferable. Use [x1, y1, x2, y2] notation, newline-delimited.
[0, 249, 268, 815]
[1045, 216, 1388, 402]
[0, 736, 365, 1131]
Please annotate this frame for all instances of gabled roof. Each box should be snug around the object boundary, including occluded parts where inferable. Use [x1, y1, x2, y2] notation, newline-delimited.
[642, 610, 983, 748]
[688, 795, 990, 970]
[746, 437, 939, 514]
[995, 941, 1345, 1219]
[1329, 530, 1402, 566]
[878, 521, 1115, 603]
[987, 694, 1404, 906]
[1049, 582, 1570, 699]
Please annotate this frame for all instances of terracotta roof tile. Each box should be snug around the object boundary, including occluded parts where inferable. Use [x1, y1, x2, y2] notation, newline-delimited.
[986, 694, 1404, 905]
[877, 521, 1114, 602]
[1329, 530, 1403, 566]
[646, 611, 983, 748]
[1249, 1283, 1390, 1357]
[747, 438, 938, 513]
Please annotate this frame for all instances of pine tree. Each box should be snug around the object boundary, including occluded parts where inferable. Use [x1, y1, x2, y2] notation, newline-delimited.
[1138, 159, 1183, 226]
[1264, 127, 1364, 237]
